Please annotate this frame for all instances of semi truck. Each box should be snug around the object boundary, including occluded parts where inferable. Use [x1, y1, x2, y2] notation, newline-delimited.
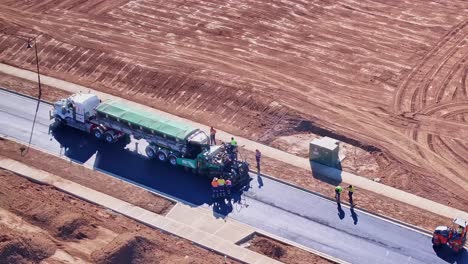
[50, 93, 251, 188]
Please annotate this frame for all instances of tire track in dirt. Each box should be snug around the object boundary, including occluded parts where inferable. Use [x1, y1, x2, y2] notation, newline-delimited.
[390, 17, 468, 191]
[393, 20, 468, 113]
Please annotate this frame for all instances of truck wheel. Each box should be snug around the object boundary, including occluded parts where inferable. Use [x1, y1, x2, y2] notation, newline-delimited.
[93, 128, 103, 140]
[169, 156, 177, 166]
[158, 152, 167, 162]
[54, 116, 65, 127]
[146, 146, 156, 159]
[104, 132, 115, 143]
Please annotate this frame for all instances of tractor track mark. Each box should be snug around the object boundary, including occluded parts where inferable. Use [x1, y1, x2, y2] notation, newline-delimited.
[393, 20, 468, 113]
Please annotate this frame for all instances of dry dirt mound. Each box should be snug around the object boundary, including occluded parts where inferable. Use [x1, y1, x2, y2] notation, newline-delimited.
[92, 233, 214, 264]
[247, 234, 334, 264]
[92, 233, 157, 264]
[4, 181, 98, 241]
[0, 224, 56, 264]
[52, 212, 98, 240]
[251, 237, 286, 260]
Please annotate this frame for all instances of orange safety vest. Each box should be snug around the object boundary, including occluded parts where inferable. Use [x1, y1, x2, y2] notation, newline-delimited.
[211, 181, 218, 188]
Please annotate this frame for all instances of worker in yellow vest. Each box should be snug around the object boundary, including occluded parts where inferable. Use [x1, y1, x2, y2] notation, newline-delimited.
[230, 137, 238, 160]
[217, 177, 226, 197]
[335, 185, 342, 205]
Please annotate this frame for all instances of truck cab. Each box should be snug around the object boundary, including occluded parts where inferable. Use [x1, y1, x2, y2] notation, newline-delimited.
[52, 93, 100, 124]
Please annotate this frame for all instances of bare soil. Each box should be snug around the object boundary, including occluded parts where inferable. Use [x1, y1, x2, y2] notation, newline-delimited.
[248, 234, 334, 264]
[0, 224, 56, 264]
[0, 72, 69, 102]
[0, 0, 467, 213]
[0, 168, 238, 263]
[0, 138, 175, 215]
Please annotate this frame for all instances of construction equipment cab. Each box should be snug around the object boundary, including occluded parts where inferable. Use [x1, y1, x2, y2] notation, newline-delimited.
[51, 93, 100, 125]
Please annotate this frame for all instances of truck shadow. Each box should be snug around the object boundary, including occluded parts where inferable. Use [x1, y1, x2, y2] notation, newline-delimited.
[51, 126, 101, 163]
[51, 126, 249, 207]
[433, 246, 468, 264]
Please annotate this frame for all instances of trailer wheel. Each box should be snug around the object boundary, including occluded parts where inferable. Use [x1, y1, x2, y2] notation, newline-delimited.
[93, 128, 103, 140]
[104, 132, 115, 143]
[168, 156, 177, 166]
[146, 146, 156, 158]
[157, 152, 167, 162]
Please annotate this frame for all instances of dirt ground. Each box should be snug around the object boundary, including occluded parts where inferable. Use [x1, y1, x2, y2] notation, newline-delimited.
[0, 138, 174, 215]
[1, 0, 467, 213]
[247, 235, 335, 264]
[0, 168, 238, 264]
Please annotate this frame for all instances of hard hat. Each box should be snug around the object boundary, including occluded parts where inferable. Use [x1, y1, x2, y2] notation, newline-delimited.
[213, 177, 218, 181]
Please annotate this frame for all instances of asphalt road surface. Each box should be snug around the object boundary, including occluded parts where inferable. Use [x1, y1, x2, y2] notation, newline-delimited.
[0, 89, 466, 264]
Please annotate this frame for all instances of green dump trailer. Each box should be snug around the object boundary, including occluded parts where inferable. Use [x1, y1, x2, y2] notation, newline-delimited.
[51, 94, 251, 188]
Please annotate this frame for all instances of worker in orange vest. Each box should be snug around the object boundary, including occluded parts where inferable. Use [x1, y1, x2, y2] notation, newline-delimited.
[211, 177, 219, 199]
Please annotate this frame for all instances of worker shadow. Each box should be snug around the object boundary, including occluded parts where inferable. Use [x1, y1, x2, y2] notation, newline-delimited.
[433, 246, 468, 264]
[211, 188, 251, 218]
[310, 161, 342, 186]
[350, 208, 358, 225]
[257, 173, 264, 188]
[337, 205, 345, 220]
[212, 199, 233, 219]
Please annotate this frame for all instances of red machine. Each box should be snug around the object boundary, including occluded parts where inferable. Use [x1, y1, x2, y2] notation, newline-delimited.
[432, 218, 467, 253]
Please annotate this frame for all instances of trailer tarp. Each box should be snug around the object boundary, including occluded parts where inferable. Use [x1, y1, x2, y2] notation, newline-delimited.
[96, 100, 198, 140]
